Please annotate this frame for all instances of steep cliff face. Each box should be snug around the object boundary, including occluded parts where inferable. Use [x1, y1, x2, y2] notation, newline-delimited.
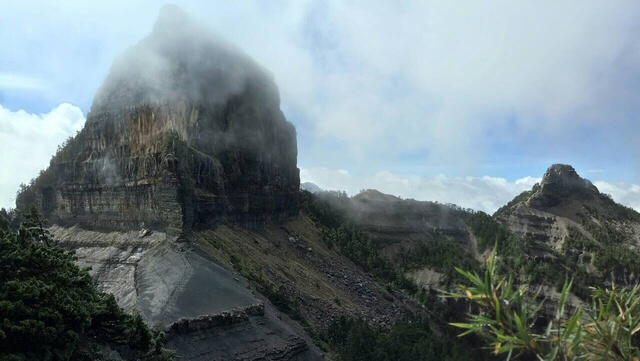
[17, 5, 299, 235]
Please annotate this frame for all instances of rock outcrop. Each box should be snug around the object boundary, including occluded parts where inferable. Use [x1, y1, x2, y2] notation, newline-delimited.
[528, 164, 602, 217]
[300, 182, 323, 193]
[165, 304, 317, 361]
[14, 6, 315, 360]
[17, 5, 299, 236]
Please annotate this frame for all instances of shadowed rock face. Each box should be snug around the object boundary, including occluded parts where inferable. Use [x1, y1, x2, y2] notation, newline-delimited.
[497, 164, 607, 243]
[18, 5, 299, 235]
[529, 164, 600, 209]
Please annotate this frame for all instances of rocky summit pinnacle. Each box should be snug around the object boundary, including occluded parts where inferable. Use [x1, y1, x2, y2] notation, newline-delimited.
[525, 164, 600, 211]
[17, 6, 300, 235]
[538, 164, 599, 196]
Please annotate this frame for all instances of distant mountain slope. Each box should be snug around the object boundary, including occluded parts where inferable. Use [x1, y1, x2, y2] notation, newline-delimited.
[348, 189, 473, 259]
[301, 189, 482, 294]
[496, 164, 640, 286]
[312, 165, 640, 298]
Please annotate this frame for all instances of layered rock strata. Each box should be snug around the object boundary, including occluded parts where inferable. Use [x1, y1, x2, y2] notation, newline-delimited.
[18, 5, 299, 236]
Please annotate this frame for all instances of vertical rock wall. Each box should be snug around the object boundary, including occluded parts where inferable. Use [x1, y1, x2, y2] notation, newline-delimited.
[17, 6, 300, 235]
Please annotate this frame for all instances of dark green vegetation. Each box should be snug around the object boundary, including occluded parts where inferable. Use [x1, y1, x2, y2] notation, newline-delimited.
[467, 211, 520, 255]
[0, 208, 174, 361]
[564, 224, 640, 276]
[327, 316, 467, 361]
[402, 238, 480, 285]
[324, 223, 417, 292]
[581, 209, 640, 274]
[0, 211, 9, 232]
[467, 211, 593, 296]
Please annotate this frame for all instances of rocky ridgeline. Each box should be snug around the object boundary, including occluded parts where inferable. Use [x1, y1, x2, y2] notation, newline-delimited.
[348, 189, 472, 261]
[17, 5, 299, 236]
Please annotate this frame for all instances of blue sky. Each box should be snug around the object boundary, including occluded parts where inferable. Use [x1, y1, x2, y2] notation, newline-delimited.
[2, 0, 640, 212]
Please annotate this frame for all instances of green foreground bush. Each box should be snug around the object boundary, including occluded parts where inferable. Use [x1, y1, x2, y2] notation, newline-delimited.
[0, 208, 175, 361]
[451, 247, 640, 361]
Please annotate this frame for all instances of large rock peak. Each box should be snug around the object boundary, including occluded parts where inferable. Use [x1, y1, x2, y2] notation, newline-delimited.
[538, 164, 599, 196]
[18, 6, 300, 234]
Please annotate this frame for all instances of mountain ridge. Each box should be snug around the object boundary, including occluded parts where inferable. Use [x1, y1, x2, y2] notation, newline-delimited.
[7, 6, 640, 360]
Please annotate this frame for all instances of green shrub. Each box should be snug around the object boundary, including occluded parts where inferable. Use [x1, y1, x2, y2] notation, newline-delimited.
[0, 207, 175, 361]
[403, 238, 480, 285]
[327, 316, 468, 361]
[451, 247, 640, 361]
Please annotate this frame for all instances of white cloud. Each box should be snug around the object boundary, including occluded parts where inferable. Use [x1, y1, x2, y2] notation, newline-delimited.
[0, 103, 85, 209]
[594, 181, 640, 211]
[272, 1, 640, 167]
[301, 167, 541, 214]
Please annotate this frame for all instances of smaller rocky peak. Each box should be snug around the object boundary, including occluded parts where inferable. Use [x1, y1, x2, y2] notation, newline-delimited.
[520, 164, 603, 215]
[538, 164, 599, 195]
